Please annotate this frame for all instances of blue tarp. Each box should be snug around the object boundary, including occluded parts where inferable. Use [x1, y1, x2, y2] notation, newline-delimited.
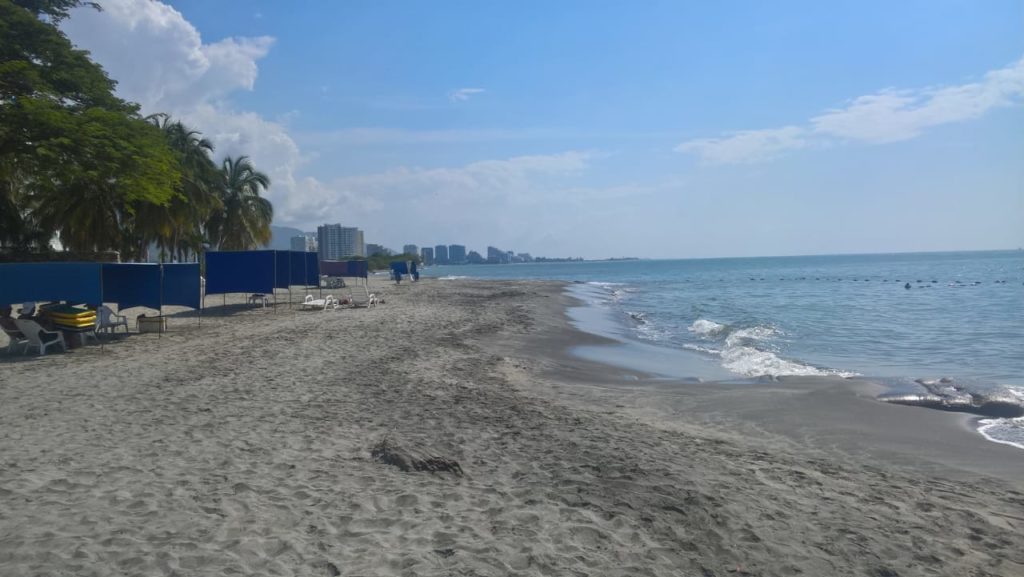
[320, 260, 368, 278]
[162, 263, 201, 309]
[102, 263, 162, 310]
[205, 250, 276, 295]
[275, 250, 291, 289]
[0, 263, 103, 306]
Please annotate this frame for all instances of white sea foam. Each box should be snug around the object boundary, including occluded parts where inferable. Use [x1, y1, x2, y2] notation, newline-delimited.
[688, 319, 727, 338]
[721, 344, 852, 377]
[682, 343, 721, 355]
[724, 325, 780, 348]
[438, 275, 467, 280]
[686, 319, 856, 378]
[977, 417, 1024, 450]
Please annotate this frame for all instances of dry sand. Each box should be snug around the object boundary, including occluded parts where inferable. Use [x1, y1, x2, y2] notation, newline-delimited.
[1, 278, 1022, 576]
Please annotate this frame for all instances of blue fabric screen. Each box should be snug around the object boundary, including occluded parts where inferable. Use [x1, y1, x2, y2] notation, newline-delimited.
[274, 251, 291, 289]
[305, 252, 320, 284]
[101, 263, 162, 310]
[0, 263, 103, 306]
[205, 251, 275, 295]
[320, 260, 368, 278]
[390, 261, 409, 275]
[162, 263, 201, 309]
[288, 251, 318, 286]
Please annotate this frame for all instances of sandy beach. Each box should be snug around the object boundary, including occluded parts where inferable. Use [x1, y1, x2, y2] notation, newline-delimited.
[1, 278, 1022, 576]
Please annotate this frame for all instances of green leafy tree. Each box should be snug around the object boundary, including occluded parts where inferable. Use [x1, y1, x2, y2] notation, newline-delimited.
[207, 155, 273, 251]
[0, 0, 179, 252]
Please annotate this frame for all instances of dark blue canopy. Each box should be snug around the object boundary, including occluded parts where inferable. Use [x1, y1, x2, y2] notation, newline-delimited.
[205, 250, 276, 295]
[0, 263, 103, 306]
[390, 261, 409, 275]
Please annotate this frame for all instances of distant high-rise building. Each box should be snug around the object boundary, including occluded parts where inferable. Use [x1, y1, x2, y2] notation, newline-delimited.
[448, 244, 466, 264]
[290, 235, 307, 252]
[317, 224, 365, 260]
[366, 243, 390, 257]
[435, 244, 449, 264]
[421, 247, 434, 265]
[486, 246, 510, 264]
[403, 244, 418, 256]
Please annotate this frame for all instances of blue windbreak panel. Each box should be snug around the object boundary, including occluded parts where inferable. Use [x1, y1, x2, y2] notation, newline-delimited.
[320, 260, 369, 278]
[162, 263, 201, 309]
[289, 252, 312, 286]
[102, 263, 162, 310]
[304, 252, 320, 284]
[205, 251, 275, 295]
[274, 250, 291, 289]
[0, 263, 103, 306]
[390, 261, 409, 275]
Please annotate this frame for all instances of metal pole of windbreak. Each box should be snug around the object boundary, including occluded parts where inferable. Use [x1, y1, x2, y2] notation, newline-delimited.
[273, 251, 278, 314]
[158, 264, 163, 339]
[98, 264, 105, 352]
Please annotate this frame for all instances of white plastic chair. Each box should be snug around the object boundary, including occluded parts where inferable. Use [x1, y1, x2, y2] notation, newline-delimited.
[2, 325, 28, 354]
[97, 305, 129, 334]
[14, 319, 67, 355]
[301, 294, 336, 310]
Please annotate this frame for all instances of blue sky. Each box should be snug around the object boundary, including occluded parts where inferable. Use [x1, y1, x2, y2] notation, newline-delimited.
[64, 1, 1023, 258]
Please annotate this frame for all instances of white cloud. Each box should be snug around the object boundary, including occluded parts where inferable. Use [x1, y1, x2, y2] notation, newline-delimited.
[449, 87, 486, 102]
[675, 126, 807, 165]
[678, 56, 1024, 164]
[63, 0, 273, 112]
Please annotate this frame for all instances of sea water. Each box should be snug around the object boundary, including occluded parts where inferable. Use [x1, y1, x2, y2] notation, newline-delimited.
[425, 251, 1024, 448]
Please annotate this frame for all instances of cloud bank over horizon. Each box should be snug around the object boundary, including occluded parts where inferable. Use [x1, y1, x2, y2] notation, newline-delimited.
[677, 56, 1024, 165]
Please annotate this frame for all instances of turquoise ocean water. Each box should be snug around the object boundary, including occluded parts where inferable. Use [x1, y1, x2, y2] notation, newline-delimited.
[424, 251, 1024, 449]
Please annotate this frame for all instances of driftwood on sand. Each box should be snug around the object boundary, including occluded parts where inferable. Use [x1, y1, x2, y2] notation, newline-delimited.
[371, 436, 464, 476]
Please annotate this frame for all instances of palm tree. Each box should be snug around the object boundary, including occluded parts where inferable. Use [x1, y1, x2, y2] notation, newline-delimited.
[207, 155, 273, 251]
[141, 114, 221, 261]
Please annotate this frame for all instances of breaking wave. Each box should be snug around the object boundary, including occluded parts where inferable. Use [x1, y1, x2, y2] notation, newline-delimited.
[683, 318, 858, 378]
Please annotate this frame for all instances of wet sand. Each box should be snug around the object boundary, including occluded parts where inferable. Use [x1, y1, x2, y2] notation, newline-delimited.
[1, 278, 1022, 576]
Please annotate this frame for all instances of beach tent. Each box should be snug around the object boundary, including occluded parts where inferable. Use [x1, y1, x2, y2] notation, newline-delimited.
[0, 263, 103, 306]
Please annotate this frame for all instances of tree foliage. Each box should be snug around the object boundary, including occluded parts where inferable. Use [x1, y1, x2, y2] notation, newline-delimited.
[0, 1, 274, 257]
[207, 156, 273, 251]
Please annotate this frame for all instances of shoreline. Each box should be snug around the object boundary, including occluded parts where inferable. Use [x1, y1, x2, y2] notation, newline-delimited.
[496, 280, 1024, 481]
[1, 277, 1022, 576]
